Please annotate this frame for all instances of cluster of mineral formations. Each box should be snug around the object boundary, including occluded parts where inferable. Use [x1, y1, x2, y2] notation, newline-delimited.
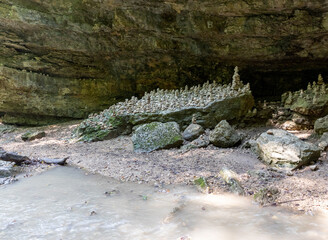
[75, 67, 254, 141]
[283, 74, 327, 107]
[98, 67, 249, 116]
[280, 74, 328, 119]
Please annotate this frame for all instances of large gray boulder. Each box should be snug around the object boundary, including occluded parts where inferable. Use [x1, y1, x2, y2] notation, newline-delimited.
[256, 129, 320, 168]
[209, 120, 241, 148]
[314, 115, 328, 135]
[182, 123, 204, 141]
[132, 122, 183, 153]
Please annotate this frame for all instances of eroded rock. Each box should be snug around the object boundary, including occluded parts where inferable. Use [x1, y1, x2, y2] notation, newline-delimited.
[256, 129, 320, 168]
[282, 78, 328, 119]
[182, 124, 204, 141]
[318, 132, 328, 151]
[314, 115, 328, 135]
[132, 122, 183, 153]
[21, 131, 46, 141]
[219, 168, 244, 195]
[2, 1, 327, 124]
[74, 73, 254, 142]
[209, 120, 241, 148]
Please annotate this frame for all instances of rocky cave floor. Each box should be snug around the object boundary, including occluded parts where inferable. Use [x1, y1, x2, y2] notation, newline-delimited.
[0, 120, 327, 216]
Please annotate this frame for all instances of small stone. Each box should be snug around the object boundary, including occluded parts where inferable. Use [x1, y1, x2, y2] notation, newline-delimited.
[266, 130, 273, 135]
[21, 131, 46, 141]
[309, 165, 318, 171]
[318, 132, 328, 150]
[286, 171, 294, 176]
[0, 167, 12, 178]
[182, 123, 204, 141]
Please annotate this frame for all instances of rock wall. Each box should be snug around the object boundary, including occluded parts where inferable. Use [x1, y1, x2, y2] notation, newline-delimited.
[1, 0, 328, 124]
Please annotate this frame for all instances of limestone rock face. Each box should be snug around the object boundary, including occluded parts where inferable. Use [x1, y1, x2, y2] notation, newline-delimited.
[209, 120, 241, 148]
[132, 122, 183, 153]
[314, 115, 328, 135]
[256, 129, 320, 168]
[1, 0, 328, 123]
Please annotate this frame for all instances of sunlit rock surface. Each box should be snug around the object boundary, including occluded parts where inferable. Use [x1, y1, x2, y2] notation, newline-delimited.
[256, 129, 321, 169]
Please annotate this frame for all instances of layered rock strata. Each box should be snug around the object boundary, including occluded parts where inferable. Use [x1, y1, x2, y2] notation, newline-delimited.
[1, 0, 328, 123]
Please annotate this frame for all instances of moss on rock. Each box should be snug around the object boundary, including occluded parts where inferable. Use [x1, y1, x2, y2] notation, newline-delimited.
[131, 122, 183, 153]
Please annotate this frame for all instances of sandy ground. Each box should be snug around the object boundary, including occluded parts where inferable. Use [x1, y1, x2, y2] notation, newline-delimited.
[0, 121, 327, 216]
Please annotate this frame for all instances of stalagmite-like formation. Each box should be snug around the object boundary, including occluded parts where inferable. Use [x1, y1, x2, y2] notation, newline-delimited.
[75, 67, 254, 142]
[99, 67, 251, 116]
[282, 74, 328, 117]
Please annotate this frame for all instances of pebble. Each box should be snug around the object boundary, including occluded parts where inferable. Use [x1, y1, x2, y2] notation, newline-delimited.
[286, 171, 294, 176]
[310, 165, 318, 171]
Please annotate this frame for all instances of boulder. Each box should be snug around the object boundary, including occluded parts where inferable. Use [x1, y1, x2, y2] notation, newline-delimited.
[256, 129, 320, 168]
[0, 160, 14, 178]
[180, 134, 210, 151]
[209, 120, 241, 148]
[132, 122, 183, 153]
[73, 115, 131, 142]
[314, 115, 328, 135]
[318, 132, 328, 151]
[182, 124, 204, 141]
[21, 131, 46, 141]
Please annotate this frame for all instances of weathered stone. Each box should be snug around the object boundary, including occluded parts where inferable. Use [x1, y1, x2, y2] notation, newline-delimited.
[318, 132, 328, 151]
[181, 134, 210, 151]
[310, 165, 318, 171]
[73, 115, 131, 142]
[282, 81, 328, 119]
[74, 78, 254, 141]
[254, 187, 280, 206]
[194, 177, 209, 193]
[281, 121, 301, 130]
[1, 0, 328, 123]
[21, 131, 46, 141]
[132, 122, 183, 153]
[0, 124, 15, 135]
[0, 167, 11, 178]
[242, 139, 258, 153]
[182, 124, 204, 141]
[0, 160, 14, 178]
[256, 129, 321, 168]
[219, 168, 244, 195]
[209, 120, 241, 148]
[128, 93, 254, 129]
[314, 115, 328, 135]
